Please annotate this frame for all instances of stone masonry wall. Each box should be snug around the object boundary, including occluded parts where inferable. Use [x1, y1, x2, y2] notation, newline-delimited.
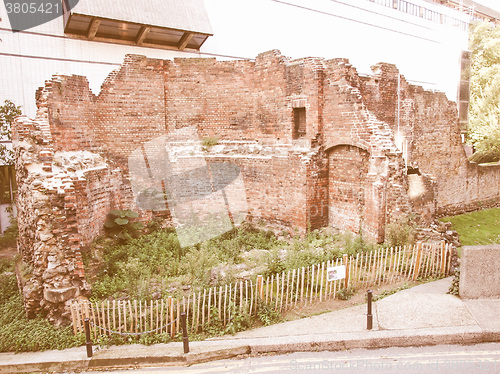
[13, 112, 134, 323]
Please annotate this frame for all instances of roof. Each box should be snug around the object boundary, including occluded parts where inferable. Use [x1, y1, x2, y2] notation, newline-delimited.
[63, 0, 213, 51]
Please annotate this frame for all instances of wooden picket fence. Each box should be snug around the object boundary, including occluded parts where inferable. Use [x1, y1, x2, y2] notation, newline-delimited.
[71, 241, 452, 337]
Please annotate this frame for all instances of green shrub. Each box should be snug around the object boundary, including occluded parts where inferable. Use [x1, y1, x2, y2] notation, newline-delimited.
[337, 286, 355, 300]
[104, 209, 145, 242]
[224, 302, 251, 335]
[264, 247, 285, 276]
[256, 300, 281, 326]
[384, 215, 416, 248]
[88, 224, 386, 303]
[91, 230, 182, 300]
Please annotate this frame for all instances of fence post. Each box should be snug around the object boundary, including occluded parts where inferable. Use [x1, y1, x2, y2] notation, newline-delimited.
[181, 312, 189, 354]
[84, 318, 93, 358]
[367, 290, 373, 330]
[70, 301, 77, 336]
[440, 240, 447, 274]
[343, 254, 350, 289]
[413, 242, 423, 280]
[257, 275, 264, 299]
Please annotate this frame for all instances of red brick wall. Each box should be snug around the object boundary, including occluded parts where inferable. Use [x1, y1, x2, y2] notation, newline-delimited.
[26, 50, 500, 242]
[40, 76, 96, 152]
[328, 145, 370, 234]
[358, 63, 500, 216]
[95, 55, 167, 162]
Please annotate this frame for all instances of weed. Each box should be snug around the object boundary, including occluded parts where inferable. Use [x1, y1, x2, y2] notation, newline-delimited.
[337, 286, 356, 300]
[104, 209, 144, 242]
[0, 266, 85, 353]
[224, 302, 251, 335]
[201, 136, 219, 148]
[0, 217, 18, 249]
[256, 300, 281, 326]
[384, 215, 416, 248]
[448, 268, 460, 296]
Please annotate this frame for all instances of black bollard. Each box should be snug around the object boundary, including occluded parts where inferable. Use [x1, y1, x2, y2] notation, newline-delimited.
[367, 290, 373, 330]
[181, 312, 189, 354]
[84, 318, 93, 358]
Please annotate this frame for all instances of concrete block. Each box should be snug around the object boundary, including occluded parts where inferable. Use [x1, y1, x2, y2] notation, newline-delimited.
[460, 245, 500, 299]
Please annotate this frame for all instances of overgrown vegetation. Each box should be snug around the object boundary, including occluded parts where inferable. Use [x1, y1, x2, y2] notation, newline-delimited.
[384, 215, 417, 248]
[201, 136, 219, 148]
[448, 268, 460, 296]
[0, 258, 85, 352]
[103, 209, 145, 242]
[440, 208, 500, 246]
[371, 283, 412, 302]
[0, 215, 427, 352]
[86, 223, 377, 301]
[336, 286, 356, 301]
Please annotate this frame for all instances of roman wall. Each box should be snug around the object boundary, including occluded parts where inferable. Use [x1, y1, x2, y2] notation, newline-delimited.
[12, 50, 500, 322]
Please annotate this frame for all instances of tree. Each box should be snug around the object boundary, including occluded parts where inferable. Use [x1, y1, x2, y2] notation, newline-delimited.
[467, 21, 500, 163]
[0, 100, 22, 166]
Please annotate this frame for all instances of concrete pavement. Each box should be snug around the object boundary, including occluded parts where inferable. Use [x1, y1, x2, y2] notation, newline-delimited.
[2, 277, 500, 373]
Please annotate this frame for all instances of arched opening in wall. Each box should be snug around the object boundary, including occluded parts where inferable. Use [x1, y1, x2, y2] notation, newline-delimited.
[328, 145, 369, 234]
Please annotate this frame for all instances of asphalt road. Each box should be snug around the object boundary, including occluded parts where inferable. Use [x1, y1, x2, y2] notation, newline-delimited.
[84, 342, 500, 373]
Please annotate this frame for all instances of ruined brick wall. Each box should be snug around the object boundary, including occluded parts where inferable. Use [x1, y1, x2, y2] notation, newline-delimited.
[165, 57, 257, 140]
[202, 145, 310, 230]
[358, 63, 500, 216]
[95, 55, 167, 162]
[38, 75, 96, 152]
[17, 51, 440, 247]
[13, 113, 133, 324]
[13, 49, 500, 323]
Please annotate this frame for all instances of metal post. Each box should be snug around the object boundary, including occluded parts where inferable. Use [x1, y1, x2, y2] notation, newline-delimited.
[84, 318, 93, 358]
[181, 312, 189, 354]
[367, 290, 373, 330]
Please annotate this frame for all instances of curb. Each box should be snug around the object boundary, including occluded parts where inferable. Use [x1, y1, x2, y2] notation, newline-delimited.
[249, 330, 500, 354]
[1, 330, 499, 373]
[0, 360, 90, 374]
[186, 345, 251, 365]
[88, 354, 186, 370]
[0, 345, 252, 373]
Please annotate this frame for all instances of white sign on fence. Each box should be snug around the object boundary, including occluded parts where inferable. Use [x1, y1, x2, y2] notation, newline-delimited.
[327, 265, 346, 281]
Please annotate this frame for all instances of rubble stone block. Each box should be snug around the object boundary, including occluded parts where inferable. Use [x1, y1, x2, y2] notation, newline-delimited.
[43, 286, 77, 304]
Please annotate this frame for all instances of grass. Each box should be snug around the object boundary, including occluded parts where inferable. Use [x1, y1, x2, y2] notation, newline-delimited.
[440, 207, 500, 246]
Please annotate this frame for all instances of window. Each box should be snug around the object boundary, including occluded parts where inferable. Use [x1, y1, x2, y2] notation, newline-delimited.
[293, 107, 306, 139]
